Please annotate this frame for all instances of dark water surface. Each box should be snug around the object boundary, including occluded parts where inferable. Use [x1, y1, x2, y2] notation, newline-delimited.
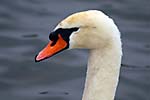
[0, 0, 150, 100]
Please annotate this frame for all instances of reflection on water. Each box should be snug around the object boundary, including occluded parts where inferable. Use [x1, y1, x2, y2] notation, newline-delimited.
[0, 0, 150, 100]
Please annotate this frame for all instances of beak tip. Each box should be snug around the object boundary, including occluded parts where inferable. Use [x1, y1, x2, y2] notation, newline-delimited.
[35, 54, 41, 62]
[35, 53, 49, 62]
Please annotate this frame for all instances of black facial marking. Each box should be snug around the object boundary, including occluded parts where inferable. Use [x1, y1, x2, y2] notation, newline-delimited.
[49, 31, 58, 46]
[49, 27, 79, 47]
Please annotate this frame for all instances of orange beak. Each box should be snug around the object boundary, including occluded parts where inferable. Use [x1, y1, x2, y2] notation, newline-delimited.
[35, 34, 67, 62]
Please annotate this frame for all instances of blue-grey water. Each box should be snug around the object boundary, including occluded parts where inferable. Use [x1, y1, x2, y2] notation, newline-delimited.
[0, 0, 150, 100]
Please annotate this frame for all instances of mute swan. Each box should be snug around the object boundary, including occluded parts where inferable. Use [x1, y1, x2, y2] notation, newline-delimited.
[35, 10, 122, 100]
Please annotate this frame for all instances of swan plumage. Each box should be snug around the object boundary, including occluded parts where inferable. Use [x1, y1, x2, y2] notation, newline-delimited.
[36, 10, 122, 100]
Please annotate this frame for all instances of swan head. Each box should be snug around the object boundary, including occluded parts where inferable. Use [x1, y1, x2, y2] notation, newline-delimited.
[35, 10, 121, 62]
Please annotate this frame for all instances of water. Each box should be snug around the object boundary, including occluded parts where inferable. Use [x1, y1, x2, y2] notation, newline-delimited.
[0, 0, 150, 100]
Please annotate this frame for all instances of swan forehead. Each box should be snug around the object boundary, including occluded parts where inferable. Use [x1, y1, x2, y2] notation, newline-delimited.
[56, 10, 99, 29]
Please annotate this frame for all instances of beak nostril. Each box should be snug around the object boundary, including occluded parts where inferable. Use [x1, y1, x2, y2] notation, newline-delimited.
[50, 40, 57, 46]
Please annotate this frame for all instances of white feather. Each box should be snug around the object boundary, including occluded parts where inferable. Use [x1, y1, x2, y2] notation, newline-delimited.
[55, 10, 122, 100]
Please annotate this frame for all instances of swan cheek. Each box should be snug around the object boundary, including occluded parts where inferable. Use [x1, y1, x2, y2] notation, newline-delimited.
[69, 33, 76, 49]
[69, 33, 83, 49]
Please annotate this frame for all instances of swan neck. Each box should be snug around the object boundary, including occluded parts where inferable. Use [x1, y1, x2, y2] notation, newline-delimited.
[82, 44, 122, 100]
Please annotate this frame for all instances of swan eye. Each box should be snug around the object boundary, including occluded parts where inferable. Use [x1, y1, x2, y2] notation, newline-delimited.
[58, 27, 79, 40]
[49, 27, 79, 40]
